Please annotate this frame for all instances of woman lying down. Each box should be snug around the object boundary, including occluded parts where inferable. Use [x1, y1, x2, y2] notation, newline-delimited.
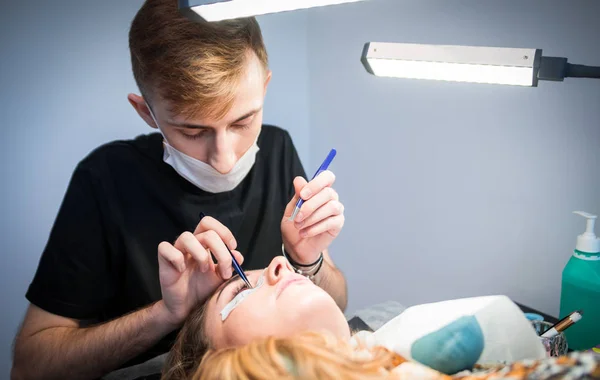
[161, 257, 600, 379]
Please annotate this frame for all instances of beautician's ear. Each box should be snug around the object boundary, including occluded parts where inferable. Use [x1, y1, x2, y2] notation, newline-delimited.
[127, 93, 158, 129]
[263, 70, 272, 93]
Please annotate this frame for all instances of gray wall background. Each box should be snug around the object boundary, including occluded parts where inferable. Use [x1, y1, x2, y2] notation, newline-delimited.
[307, 0, 600, 317]
[1, 0, 599, 377]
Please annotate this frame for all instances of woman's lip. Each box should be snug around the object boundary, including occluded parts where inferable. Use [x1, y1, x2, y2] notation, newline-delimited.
[276, 275, 309, 298]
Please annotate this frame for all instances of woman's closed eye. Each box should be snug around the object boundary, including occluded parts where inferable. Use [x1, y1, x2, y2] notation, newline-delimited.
[232, 281, 249, 297]
[219, 271, 263, 304]
[229, 276, 259, 299]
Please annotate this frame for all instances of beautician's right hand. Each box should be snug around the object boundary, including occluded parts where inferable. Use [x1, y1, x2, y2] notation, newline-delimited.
[157, 216, 244, 326]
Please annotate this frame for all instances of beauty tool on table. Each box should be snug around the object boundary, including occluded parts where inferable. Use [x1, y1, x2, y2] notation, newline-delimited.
[289, 148, 337, 221]
[541, 310, 583, 338]
[531, 320, 569, 357]
[199, 212, 252, 289]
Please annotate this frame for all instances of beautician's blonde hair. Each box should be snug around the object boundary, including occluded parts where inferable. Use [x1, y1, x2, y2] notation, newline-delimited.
[129, 0, 269, 120]
[189, 331, 406, 380]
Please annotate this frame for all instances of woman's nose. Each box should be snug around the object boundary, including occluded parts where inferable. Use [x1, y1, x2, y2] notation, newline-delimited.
[265, 256, 295, 285]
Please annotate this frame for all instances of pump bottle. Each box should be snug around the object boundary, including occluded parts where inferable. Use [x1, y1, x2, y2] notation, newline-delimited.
[559, 211, 600, 350]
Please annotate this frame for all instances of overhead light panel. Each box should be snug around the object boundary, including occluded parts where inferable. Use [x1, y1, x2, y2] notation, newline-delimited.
[180, 0, 368, 22]
[361, 42, 600, 87]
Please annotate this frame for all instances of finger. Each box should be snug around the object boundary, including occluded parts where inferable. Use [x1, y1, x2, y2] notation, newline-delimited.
[158, 241, 186, 273]
[197, 230, 233, 279]
[231, 250, 245, 265]
[299, 214, 345, 239]
[299, 170, 336, 201]
[294, 187, 339, 224]
[192, 216, 237, 250]
[174, 232, 212, 272]
[296, 200, 344, 229]
[283, 176, 308, 218]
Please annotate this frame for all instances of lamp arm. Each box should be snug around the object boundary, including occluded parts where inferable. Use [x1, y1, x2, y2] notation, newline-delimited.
[539, 56, 600, 81]
[566, 63, 600, 79]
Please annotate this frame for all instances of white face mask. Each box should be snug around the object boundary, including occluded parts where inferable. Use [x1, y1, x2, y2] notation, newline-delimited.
[147, 104, 260, 193]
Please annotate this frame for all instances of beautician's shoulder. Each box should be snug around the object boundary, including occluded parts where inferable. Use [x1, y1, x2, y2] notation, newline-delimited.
[258, 124, 301, 161]
[258, 124, 295, 150]
[76, 133, 163, 174]
[259, 124, 306, 182]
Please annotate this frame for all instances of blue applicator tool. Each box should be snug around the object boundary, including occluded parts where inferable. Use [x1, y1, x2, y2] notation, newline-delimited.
[289, 148, 337, 221]
[199, 212, 252, 289]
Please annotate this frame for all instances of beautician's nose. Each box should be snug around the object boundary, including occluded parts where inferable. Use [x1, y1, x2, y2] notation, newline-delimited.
[265, 256, 295, 285]
[208, 131, 237, 174]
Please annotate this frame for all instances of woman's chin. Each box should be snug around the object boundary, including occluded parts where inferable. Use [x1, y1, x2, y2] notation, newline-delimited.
[281, 282, 336, 309]
[280, 286, 347, 337]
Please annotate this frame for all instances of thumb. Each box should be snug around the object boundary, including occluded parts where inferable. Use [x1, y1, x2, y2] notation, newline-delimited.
[284, 176, 308, 218]
[293, 176, 308, 196]
[157, 242, 186, 287]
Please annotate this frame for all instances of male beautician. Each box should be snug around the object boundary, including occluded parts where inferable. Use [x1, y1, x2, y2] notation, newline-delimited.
[11, 1, 347, 379]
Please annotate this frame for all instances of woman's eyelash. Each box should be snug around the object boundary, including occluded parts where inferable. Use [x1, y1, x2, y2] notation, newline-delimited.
[233, 282, 248, 296]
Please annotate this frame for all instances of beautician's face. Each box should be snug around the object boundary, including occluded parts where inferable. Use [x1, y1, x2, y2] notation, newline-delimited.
[133, 52, 271, 175]
[204, 257, 350, 349]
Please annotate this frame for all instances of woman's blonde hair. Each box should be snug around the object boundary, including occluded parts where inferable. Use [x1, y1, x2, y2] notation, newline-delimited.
[162, 302, 211, 380]
[188, 331, 406, 380]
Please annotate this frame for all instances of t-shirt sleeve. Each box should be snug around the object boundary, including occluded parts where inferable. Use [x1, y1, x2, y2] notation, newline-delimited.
[26, 164, 116, 320]
[282, 130, 307, 199]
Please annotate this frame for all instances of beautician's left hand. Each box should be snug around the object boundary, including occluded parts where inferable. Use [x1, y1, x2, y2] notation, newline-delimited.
[281, 170, 345, 264]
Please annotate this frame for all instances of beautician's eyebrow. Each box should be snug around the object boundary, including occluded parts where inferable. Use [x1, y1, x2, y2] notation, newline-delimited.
[216, 274, 241, 302]
[169, 109, 261, 130]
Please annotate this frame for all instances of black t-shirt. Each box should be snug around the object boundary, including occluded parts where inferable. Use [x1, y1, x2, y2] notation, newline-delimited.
[26, 124, 306, 368]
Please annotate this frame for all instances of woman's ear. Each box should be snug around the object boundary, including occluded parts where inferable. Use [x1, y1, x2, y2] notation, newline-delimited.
[127, 93, 158, 129]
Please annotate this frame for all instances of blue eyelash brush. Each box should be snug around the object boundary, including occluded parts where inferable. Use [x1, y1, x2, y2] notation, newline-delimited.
[289, 148, 337, 221]
[199, 212, 252, 289]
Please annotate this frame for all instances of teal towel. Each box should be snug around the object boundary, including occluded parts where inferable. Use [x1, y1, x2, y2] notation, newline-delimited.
[411, 315, 484, 374]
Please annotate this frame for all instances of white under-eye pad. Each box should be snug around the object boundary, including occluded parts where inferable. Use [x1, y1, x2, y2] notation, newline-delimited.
[220, 270, 266, 321]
